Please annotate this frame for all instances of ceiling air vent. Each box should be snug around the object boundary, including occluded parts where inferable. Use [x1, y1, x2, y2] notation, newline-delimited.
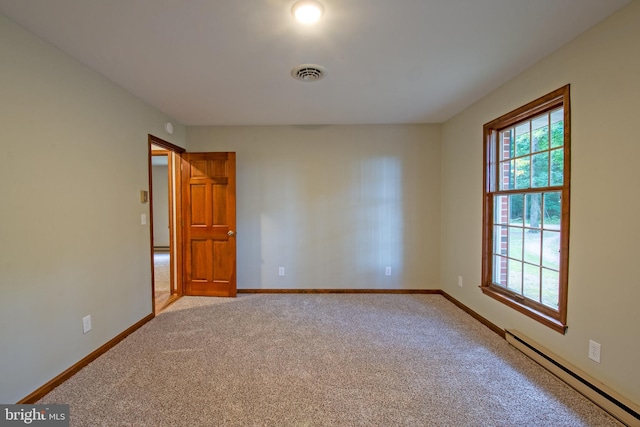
[291, 64, 326, 82]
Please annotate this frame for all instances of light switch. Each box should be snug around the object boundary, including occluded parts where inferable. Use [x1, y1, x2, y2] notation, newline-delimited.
[82, 315, 92, 334]
[141, 214, 147, 225]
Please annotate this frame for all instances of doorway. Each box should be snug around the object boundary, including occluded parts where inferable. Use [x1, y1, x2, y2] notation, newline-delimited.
[148, 135, 185, 313]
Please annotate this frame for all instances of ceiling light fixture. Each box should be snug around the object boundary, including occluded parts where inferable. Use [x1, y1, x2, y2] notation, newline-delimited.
[291, 0, 324, 24]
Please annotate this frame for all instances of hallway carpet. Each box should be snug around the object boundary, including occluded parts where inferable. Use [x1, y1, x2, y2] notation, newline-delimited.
[153, 252, 171, 294]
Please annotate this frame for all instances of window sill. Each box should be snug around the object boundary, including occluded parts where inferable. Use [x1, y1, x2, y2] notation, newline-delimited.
[480, 286, 567, 334]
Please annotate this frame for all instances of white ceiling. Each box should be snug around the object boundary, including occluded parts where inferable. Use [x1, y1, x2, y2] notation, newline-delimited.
[0, 0, 631, 126]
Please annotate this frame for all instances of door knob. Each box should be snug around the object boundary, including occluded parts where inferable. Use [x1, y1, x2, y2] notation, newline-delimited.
[228, 230, 235, 236]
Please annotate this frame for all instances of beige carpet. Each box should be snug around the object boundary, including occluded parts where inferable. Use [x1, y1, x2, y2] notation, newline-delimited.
[38, 294, 622, 426]
[154, 252, 171, 294]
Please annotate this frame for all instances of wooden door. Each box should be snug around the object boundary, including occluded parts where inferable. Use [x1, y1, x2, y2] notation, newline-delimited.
[182, 152, 236, 297]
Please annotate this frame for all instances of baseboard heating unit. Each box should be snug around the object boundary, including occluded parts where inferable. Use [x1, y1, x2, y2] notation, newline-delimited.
[505, 329, 640, 427]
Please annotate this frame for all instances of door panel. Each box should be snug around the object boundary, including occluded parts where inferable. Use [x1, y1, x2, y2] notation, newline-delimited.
[182, 152, 236, 297]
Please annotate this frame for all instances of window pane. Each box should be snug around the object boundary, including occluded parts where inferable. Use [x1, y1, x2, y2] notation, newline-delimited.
[509, 227, 523, 261]
[508, 259, 522, 294]
[494, 226, 509, 256]
[515, 157, 530, 189]
[509, 160, 516, 190]
[523, 263, 540, 302]
[532, 152, 549, 188]
[550, 108, 563, 125]
[515, 123, 530, 156]
[493, 255, 508, 287]
[532, 114, 548, 131]
[542, 230, 560, 270]
[509, 194, 523, 225]
[523, 229, 541, 264]
[500, 130, 514, 160]
[532, 114, 549, 152]
[494, 195, 509, 225]
[550, 149, 564, 186]
[499, 160, 515, 191]
[542, 268, 560, 310]
[525, 193, 542, 229]
[550, 108, 564, 148]
[543, 192, 561, 229]
[533, 126, 549, 151]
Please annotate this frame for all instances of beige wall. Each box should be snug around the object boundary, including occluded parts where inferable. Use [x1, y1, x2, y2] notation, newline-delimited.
[152, 164, 170, 247]
[187, 125, 441, 290]
[0, 14, 185, 403]
[441, 1, 640, 404]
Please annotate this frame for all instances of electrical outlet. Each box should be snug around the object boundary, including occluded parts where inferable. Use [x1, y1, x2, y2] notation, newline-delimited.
[588, 340, 601, 363]
[458, 275, 463, 287]
[278, 267, 285, 276]
[82, 315, 92, 334]
[385, 266, 392, 276]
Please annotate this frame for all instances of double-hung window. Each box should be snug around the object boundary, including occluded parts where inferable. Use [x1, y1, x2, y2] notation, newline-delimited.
[482, 85, 570, 333]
